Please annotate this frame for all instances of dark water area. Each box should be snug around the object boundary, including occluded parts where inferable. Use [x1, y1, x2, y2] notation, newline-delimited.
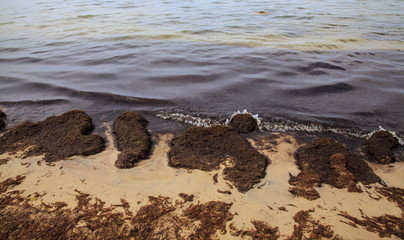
[0, 0, 403, 142]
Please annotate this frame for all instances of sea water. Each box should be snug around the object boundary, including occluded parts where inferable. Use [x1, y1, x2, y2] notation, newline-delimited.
[1, 0, 403, 138]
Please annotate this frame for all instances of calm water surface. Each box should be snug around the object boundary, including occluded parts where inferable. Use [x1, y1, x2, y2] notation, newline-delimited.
[1, 0, 403, 138]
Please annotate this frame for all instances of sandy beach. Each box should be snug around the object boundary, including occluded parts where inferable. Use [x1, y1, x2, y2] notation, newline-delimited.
[1, 0, 404, 238]
[0, 111, 402, 239]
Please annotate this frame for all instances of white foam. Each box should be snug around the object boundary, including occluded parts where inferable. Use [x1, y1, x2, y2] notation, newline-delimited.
[225, 109, 263, 131]
[156, 110, 404, 145]
[364, 126, 404, 145]
[156, 112, 220, 128]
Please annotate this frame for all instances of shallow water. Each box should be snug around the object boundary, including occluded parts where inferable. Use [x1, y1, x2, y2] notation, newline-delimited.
[1, 0, 403, 138]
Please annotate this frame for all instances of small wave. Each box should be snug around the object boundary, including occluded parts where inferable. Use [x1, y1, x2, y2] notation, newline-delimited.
[80, 54, 134, 65]
[0, 57, 42, 64]
[258, 117, 364, 137]
[297, 61, 346, 72]
[75, 91, 173, 106]
[365, 126, 404, 146]
[0, 99, 70, 106]
[45, 41, 74, 47]
[145, 74, 217, 84]
[20, 82, 173, 106]
[0, 76, 25, 84]
[148, 34, 182, 40]
[156, 111, 220, 127]
[0, 22, 15, 25]
[225, 109, 261, 127]
[0, 48, 21, 53]
[284, 83, 356, 96]
[77, 15, 97, 18]
[155, 110, 404, 145]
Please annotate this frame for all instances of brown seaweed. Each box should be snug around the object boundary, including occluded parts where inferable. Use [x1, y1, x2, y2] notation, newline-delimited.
[0, 110, 105, 162]
[169, 125, 268, 192]
[289, 137, 380, 200]
[229, 113, 257, 133]
[364, 131, 399, 164]
[113, 111, 152, 168]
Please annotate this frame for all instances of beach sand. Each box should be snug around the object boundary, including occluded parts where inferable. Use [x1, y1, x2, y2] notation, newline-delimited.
[0, 122, 403, 239]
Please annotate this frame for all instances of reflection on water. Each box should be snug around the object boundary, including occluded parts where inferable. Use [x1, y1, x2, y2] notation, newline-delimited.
[0, 0, 403, 137]
[1, 0, 403, 50]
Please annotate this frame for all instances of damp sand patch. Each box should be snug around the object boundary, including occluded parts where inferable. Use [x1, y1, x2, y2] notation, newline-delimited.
[168, 125, 268, 193]
[0, 110, 105, 162]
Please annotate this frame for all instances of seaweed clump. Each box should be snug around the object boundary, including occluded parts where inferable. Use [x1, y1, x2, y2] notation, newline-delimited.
[113, 111, 152, 168]
[229, 113, 257, 133]
[169, 125, 269, 192]
[0, 110, 105, 162]
[364, 131, 399, 164]
[289, 137, 381, 200]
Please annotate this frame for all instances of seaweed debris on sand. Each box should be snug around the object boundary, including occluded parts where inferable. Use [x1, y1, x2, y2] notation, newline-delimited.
[168, 125, 268, 193]
[289, 137, 381, 200]
[113, 111, 152, 168]
[364, 130, 400, 164]
[288, 209, 342, 240]
[375, 187, 404, 210]
[184, 201, 233, 239]
[0, 110, 105, 162]
[0, 186, 234, 240]
[229, 221, 280, 239]
[228, 113, 257, 133]
[338, 211, 404, 239]
[0, 175, 26, 194]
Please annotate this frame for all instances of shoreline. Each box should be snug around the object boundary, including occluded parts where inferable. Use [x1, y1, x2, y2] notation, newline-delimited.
[0, 111, 403, 239]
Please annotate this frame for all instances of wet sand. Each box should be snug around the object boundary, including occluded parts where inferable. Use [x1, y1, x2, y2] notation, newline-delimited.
[0, 118, 402, 239]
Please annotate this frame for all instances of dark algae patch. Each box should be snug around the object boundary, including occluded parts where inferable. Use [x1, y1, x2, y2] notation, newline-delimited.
[129, 196, 176, 238]
[375, 187, 404, 210]
[184, 201, 233, 239]
[339, 211, 404, 239]
[364, 130, 400, 164]
[168, 125, 269, 192]
[289, 137, 381, 200]
[0, 189, 234, 240]
[0, 110, 6, 131]
[0, 110, 105, 162]
[228, 113, 257, 133]
[178, 193, 194, 202]
[229, 221, 280, 239]
[288, 209, 342, 240]
[113, 111, 152, 168]
[0, 191, 133, 239]
[0, 175, 25, 194]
